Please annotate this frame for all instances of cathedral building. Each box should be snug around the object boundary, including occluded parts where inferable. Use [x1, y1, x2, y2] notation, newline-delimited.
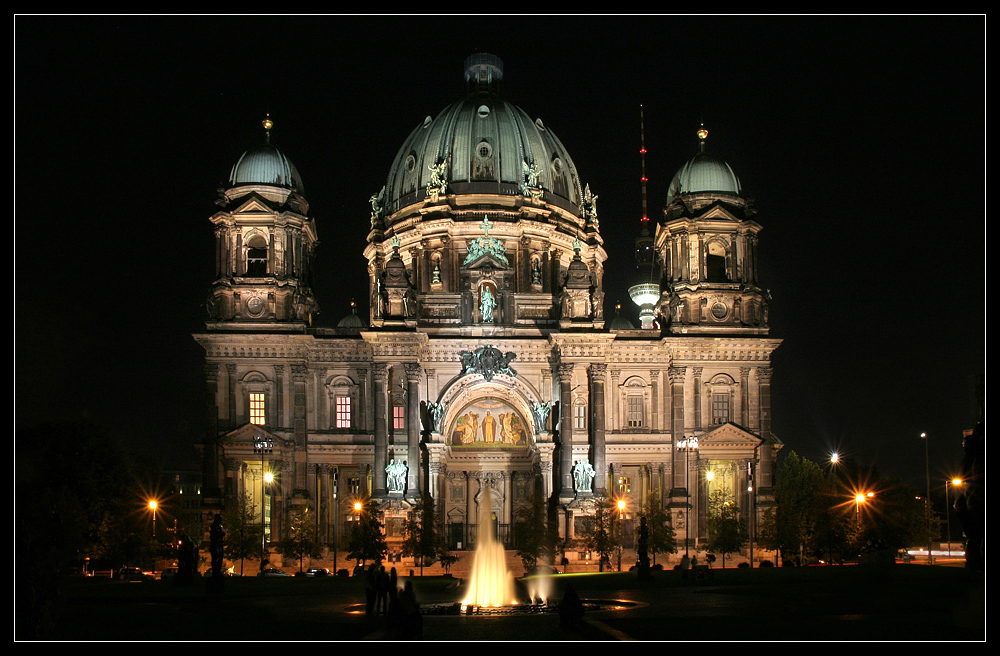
[195, 54, 782, 567]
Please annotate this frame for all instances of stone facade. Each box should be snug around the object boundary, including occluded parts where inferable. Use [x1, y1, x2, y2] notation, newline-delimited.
[195, 56, 781, 564]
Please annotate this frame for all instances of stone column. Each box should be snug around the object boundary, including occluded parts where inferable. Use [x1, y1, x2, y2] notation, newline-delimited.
[372, 363, 389, 497]
[740, 367, 750, 427]
[558, 363, 575, 498]
[318, 464, 331, 545]
[356, 368, 368, 432]
[669, 366, 687, 493]
[610, 369, 620, 432]
[226, 364, 237, 430]
[692, 367, 702, 431]
[291, 363, 309, 491]
[465, 472, 477, 537]
[758, 367, 773, 441]
[404, 363, 422, 496]
[274, 365, 284, 429]
[202, 363, 221, 497]
[502, 473, 512, 526]
[650, 369, 660, 431]
[588, 364, 607, 495]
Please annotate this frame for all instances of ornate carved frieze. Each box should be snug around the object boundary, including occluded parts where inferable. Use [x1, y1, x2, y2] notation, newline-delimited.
[458, 345, 517, 382]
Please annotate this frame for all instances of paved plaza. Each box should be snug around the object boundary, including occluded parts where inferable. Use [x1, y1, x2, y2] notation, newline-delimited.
[36, 564, 983, 641]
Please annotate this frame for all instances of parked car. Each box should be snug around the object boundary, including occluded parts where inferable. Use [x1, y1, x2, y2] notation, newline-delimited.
[259, 567, 292, 577]
[305, 568, 331, 577]
[119, 567, 154, 582]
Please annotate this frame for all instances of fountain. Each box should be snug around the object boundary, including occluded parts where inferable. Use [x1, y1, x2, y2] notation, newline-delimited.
[461, 484, 518, 607]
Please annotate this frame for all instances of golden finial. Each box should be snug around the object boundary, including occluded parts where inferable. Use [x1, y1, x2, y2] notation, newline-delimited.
[263, 113, 273, 131]
[697, 124, 708, 142]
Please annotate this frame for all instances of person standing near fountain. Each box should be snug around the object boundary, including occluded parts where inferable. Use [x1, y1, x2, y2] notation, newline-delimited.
[399, 580, 422, 638]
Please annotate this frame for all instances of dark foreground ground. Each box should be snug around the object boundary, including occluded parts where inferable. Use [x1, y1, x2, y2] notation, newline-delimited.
[29, 564, 984, 641]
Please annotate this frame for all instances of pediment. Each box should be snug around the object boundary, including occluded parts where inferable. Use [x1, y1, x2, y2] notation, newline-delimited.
[697, 422, 763, 449]
[232, 193, 279, 216]
[220, 422, 283, 447]
[464, 252, 510, 270]
[697, 204, 741, 222]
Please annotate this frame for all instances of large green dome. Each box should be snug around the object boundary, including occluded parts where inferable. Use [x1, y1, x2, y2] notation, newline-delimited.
[380, 54, 583, 218]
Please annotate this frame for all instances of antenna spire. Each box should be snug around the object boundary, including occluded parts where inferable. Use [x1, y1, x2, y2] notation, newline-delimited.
[640, 105, 649, 224]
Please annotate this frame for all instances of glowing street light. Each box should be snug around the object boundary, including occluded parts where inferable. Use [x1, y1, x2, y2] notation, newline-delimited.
[148, 500, 158, 537]
[677, 436, 700, 558]
[616, 499, 627, 572]
[945, 478, 963, 558]
[254, 435, 274, 574]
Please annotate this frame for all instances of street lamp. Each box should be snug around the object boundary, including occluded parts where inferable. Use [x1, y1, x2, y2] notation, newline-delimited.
[254, 434, 274, 573]
[677, 436, 700, 558]
[920, 432, 933, 565]
[148, 500, 158, 537]
[945, 478, 962, 558]
[616, 499, 627, 572]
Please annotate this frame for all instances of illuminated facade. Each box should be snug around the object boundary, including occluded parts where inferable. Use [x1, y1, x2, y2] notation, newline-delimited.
[195, 55, 781, 565]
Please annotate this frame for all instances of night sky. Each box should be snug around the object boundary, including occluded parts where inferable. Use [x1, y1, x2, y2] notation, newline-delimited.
[16, 16, 984, 489]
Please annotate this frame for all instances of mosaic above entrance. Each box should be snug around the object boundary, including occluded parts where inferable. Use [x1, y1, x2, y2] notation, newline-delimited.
[450, 397, 530, 449]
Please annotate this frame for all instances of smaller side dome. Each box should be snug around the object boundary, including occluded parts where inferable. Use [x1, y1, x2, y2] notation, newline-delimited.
[228, 116, 304, 193]
[229, 145, 304, 193]
[337, 302, 368, 329]
[665, 127, 741, 206]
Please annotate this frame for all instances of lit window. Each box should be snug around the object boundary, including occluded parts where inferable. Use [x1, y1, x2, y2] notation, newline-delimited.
[617, 476, 631, 494]
[393, 405, 405, 430]
[627, 396, 643, 427]
[574, 404, 587, 430]
[249, 392, 266, 425]
[335, 396, 351, 428]
[712, 394, 730, 425]
[246, 235, 268, 276]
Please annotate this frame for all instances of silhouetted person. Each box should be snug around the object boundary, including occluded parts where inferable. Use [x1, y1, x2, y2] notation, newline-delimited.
[399, 580, 422, 638]
[208, 514, 225, 593]
[364, 564, 378, 619]
[376, 565, 390, 615]
[176, 533, 196, 586]
[558, 582, 584, 628]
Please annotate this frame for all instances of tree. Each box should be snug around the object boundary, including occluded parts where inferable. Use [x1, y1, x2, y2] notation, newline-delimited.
[277, 505, 322, 573]
[347, 499, 387, 567]
[864, 477, 937, 552]
[641, 490, 676, 566]
[706, 490, 747, 568]
[401, 494, 441, 575]
[774, 451, 826, 564]
[581, 497, 618, 572]
[223, 492, 263, 576]
[514, 484, 559, 571]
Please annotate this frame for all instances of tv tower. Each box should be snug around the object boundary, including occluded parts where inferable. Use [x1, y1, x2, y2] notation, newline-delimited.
[628, 105, 660, 329]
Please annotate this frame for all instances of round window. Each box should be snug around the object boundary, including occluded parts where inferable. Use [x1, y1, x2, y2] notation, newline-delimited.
[477, 104, 490, 118]
[476, 140, 493, 159]
[711, 302, 728, 319]
[404, 154, 416, 172]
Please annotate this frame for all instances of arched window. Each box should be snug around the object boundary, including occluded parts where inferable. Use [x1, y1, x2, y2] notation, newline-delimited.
[246, 234, 268, 276]
[707, 373, 737, 425]
[326, 375, 359, 431]
[706, 239, 730, 283]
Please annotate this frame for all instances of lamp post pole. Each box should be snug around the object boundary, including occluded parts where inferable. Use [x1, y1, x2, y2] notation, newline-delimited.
[254, 436, 273, 573]
[945, 478, 961, 558]
[678, 436, 699, 558]
[921, 432, 933, 565]
[149, 500, 157, 538]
